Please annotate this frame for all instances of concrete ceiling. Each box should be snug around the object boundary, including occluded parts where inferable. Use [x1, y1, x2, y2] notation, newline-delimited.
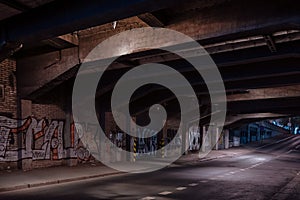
[1, 0, 300, 128]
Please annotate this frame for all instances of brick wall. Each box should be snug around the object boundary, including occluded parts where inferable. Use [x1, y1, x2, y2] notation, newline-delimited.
[32, 103, 65, 120]
[0, 59, 17, 118]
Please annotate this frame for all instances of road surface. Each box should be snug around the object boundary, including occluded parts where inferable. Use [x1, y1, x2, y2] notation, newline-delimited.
[1, 134, 300, 200]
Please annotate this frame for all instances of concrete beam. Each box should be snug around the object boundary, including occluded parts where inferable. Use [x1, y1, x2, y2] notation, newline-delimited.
[0, 0, 180, 45]
[224, 113, 288, 127]
[228, 97, 300, 115]
[227, 85, 300, 102]
[224, 129, 229, 149]
[167, 0, 300, 43]
[16, 0, 300, 99]
[17, 47, 79, 98]
[43, 34, 79, 49]
[57, 34, 79, 46]
[0, 0, 29, 12]
[137, 13, 164, 27]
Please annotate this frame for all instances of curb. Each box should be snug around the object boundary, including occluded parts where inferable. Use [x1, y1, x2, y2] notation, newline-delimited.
[0, 171, 124, 193]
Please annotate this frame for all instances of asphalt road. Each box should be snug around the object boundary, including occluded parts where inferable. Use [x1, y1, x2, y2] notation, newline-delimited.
[1, 135, 300, 200]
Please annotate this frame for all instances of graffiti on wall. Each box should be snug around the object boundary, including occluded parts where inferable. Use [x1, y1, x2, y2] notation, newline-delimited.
[188, 126, 200, 151]
[136, 128, 158, 157]
[0, 116, 91, 162]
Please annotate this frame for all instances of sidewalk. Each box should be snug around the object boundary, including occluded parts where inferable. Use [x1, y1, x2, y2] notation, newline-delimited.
[0, 163, 123, 192]
[174, 146, 251, 165]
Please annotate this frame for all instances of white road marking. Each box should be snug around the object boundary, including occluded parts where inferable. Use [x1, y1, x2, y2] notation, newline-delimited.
[159, 191, 172, 195]
[140, 197, 156, 200]
[199, 180, 208, 183]
[240, 169, 246, 171]
[176, 187, 187, 191]
[188, 183, 198, 186]
[252, 163, 262, 167]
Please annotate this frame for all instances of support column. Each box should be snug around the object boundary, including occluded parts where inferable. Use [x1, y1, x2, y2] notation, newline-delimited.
[20, 99, 32, 170]
[162, 120, 168, 158]
[209, 125, 217, 150]
[65, 110, 77, 166]
[201, 126, 207, 152]
[214, 127, 219, 150]
[257, 126, 261, 141]
[247, 125, 251, 143]
[181, 121, 188, 155]
[130, 116, 137, 162]
[163, 120, 168, 139]
[224, 129, 229, 149]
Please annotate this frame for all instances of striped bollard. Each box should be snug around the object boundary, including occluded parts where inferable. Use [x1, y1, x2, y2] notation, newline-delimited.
[161, 138, 165, 158]
[133, 137, 137, 162]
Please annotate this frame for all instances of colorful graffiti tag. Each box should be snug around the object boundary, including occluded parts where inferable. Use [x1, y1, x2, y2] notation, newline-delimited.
[136, 128, 158, 157]
[0, 116, 91, 162]
[188, 126, 200, 151]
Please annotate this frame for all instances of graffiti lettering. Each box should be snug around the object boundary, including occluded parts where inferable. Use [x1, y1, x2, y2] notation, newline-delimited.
[0, 116, 91, 162]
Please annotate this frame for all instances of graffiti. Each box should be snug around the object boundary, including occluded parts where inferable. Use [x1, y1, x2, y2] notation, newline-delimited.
[136, 128, 158, 157]
[107, 131, 126, 149]
[70, 122, 96, 162]
[76, 147, 91, 161]
[0, 127, 10, 157]
[32, 150, 46, 160]
[189, 126, 200, 151]
[0, 116, 91, 162]
[165, 134, 182, 156]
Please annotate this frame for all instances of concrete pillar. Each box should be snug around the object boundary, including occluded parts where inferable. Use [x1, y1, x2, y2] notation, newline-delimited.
[181, 121, 188, 155]
[161, 120, 168, 158]
[224, 129, 229, 149]
[21, 100, 32, 118]
[201, 126, 206, 152]
[208, 125, 218, 150]
[257, 126, 261, 141]
[163, 120, 168, 139]
[20, 99, 32, 171]
[214, 127, 219, 150]
[65, 111, 77, 166]
[247, 125, 251, 143]
[130, 116, 136, 162]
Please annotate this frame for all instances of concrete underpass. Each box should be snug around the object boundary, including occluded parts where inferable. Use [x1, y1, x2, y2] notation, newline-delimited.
[0, 0, 299, 199]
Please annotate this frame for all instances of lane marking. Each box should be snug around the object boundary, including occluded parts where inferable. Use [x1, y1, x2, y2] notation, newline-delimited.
[188, 183, 198, 186]
[176, 187, 187, 191]
[140, 197, 156, 200]
[199, 180, 208, 183]
[159, 191, 172, 195]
